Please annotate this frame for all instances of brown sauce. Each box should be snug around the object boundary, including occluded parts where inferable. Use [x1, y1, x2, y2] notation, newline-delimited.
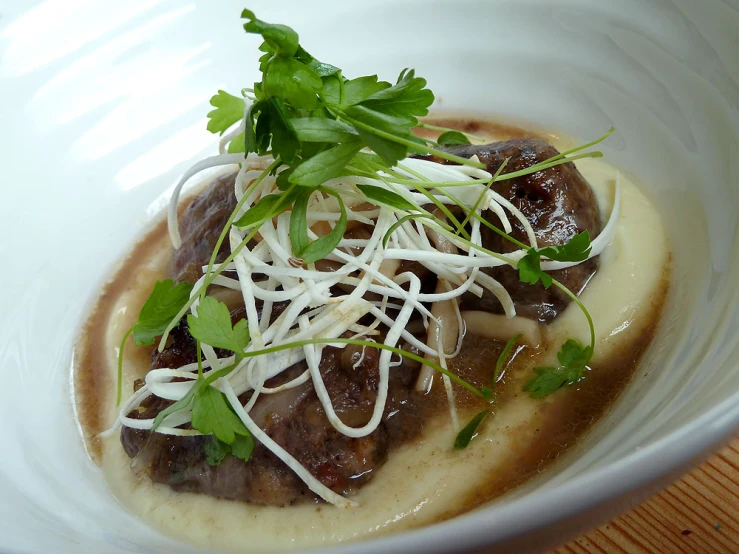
[443, 273, 669, 519]
[75, 217, 171, 460]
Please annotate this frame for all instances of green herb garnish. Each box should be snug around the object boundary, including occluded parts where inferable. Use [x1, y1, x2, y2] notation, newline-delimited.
[454, 409, 490, 449]
[203, 428, 255, 466]
[133, 279, 195, 346]
[298, 189, 348, 264]
[203, 435, 231, 466]
[207, 90, 246, 135]
[187, 296, 250, 354]
[437, 130, 471, 146]
[494, 333, 522, 385]
[116, 279, 193, 405]
[518, 230, 592, 288]
[191, 384, 251, 444]
[524, 339, 592, 398]
[453, 333, 523, 450]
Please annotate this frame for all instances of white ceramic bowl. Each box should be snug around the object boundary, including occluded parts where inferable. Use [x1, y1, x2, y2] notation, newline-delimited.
[1, 1, 738, 552]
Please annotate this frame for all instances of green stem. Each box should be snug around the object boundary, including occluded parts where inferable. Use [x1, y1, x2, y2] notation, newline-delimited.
[552, 279, 596, 351]
[494, 152, 602, 182]
[149, 337, 485, 431]
[364, 151, 601, 190]
[201, 157, 282, 300]
[151, 359, 242, 431]
[552, 127, 614, 161]
[392, 162, 471, 240]
[116, 326, 134, 406]
[457, 157, 509, 231]
[467, 210, 531, 250]
[340, 114, 486, 169]
[382, 213, 436, 248]
[361, 160, 471, 241]
[158, 178, 299, 353]
[234, 338, 486, 399]
[423, 220, 515, 266]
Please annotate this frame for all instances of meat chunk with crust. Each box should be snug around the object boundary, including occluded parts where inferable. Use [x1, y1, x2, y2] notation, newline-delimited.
[171, 171, 238, 284]
[431, 139, 602, 321]
[121, 325, 423, 506]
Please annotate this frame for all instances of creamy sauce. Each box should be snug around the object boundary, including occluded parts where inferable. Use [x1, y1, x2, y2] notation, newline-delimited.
[74, 120, 670, 551]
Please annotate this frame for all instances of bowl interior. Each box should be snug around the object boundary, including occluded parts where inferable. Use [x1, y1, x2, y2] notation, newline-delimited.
[1, 0, 738, 552]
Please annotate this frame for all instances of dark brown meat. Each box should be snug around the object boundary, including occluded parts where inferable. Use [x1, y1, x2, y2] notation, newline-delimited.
[428, 139, 601, 321]
[172, 171, 238, 284]
[121, 326, 424, 506]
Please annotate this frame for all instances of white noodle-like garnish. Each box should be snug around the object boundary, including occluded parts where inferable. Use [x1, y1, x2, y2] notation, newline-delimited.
[114, 152, 617, 508]
[167, 153, 248, 249]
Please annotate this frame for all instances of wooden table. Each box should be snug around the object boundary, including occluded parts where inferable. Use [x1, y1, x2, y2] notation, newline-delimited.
[555, 438, 739, 553]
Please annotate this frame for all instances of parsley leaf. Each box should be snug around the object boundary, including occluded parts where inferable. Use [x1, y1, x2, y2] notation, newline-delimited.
[289, 140, 362, 187]
[291, 118, 358, 143]
[244, 100, 265, 155]
[524, 366, 583, 398]
[227, 131, 246, 153]
[187, 296, 250, 353]
[518, 249, 552, 288]
[191, 384, 251, 444]
[538, 230, 592, 263]
[300, 189, 347, 264]
[360, 69, 434, 123]
[524, 339, 592, 398]
[266, 97, 300, 162]
[437, 130, 471, 146]
[264, 57, 322, 110]
[344, 104, 414, 135]
[340, 104, 417, 166]
[133, 279, 194, 346]
[356, 184, 416, 211]
[308, 60, 340, 77]
[454, 409, 490, 449]
[290, 189, 348, 263]
[557, 338, 593, 368]
[250, 97, 300, 162]
[342, 75, 391, 106]
[206, 90, 246, 135]
[355, 126, 408, 167]
[517, 231, 592, 289]
[230, 433, 255, 461]
[203, 435, 231, 466]
[234, 193, 283, 228]
[289, 189, 311, 257]
[203, 430, 255, 466]
[241, 9, 299, 57]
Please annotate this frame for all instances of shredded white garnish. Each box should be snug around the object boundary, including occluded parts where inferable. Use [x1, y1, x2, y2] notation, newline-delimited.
[114, 145, 620, 508]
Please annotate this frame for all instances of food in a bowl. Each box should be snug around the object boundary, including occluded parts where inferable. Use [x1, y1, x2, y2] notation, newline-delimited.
[73, 9, 670, 549]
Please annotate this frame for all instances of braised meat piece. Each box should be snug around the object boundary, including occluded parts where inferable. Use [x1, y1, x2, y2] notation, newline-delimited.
[171, 171, 238, 284]
[429, 139, 602, 321]
[122, 137, 601, 506]
[121, 324, 423, 506]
